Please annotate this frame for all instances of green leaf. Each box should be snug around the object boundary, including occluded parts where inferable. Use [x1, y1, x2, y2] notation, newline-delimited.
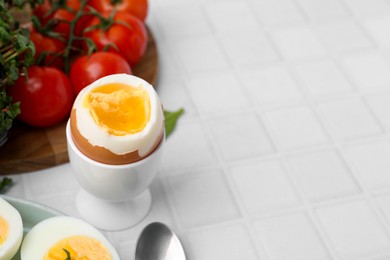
[164, 108, 184, 138]
[7, 101, 20, 118]
[13, 0, 22, 6]
[9, 62, 19, 80]
[63, 248, 71, 260]
[14, 33, 29, 50]
[0, 89, 20, 131]
[0, 27, 10, 42]
[0, 177, 12, 193]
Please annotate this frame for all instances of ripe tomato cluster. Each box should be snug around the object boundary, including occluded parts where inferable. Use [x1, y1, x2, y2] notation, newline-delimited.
[8, 0, 148, 127]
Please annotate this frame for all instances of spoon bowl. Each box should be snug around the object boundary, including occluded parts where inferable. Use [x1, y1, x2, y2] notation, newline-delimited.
[135, 222, 186, 260]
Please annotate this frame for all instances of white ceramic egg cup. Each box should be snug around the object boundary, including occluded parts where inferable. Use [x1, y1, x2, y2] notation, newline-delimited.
[66, 122, 165, 231]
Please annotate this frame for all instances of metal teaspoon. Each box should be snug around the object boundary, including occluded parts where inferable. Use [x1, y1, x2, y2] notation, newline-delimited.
[135, 222, 186, 260]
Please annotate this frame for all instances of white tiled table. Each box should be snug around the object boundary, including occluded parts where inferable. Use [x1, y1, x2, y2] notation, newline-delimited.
[5, 0, 390, 259]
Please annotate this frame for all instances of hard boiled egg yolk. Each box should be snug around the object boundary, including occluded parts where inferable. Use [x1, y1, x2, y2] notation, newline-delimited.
[0, 216, 8, 246]
[44, 236, 111, 260]
[83, 83, 150, 136]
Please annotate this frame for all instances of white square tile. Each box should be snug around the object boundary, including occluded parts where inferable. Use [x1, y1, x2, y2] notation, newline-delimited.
[366, 92, 390, 130]
[219, 30, 279, 67]
[343, 0, 390, 17]
[5, 174, 26, 197]
[251, 0, 305, 26]
[254, 213, 331, 260]
[183, 224, 259, 260]
[204, 2, 259, 33]
[264, 106, 330, 149]
[316, 20, 372, 53]
[345, 140, 390, 191]
[146, 13, 164, 40]
[24, 165, 79, 197]
[318, 98, 383, 140]
[341, 52, 390, 90]
[294, 60, 353, 97]
[207, 113, 275, 161]
[296, 0, 348, 21]
[286, 149, 361, 202]
[242, 66, 304, 107]
[154, 4, 212, 37]
[158, 78, 197, 117]
[153, 39, 180, 78]
[364, 16, 390, 47]
[151, 0, 196, 4]
[375, 194, 390, 224]
[271, 27, 327, 60]
[165, 169, 240, 228]
[316, 200, 390, 259]
[172, 36, 230, 74]
[186, 71, 251, 115]
[368, 256, 390, 260]
[229, 159, 301, 215]
[161, 118, 219, 175]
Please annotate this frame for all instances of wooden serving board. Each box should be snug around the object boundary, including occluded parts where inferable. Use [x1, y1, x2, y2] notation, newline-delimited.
[0, 27, 158, 175]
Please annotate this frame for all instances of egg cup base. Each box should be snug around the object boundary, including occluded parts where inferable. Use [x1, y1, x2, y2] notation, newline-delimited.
[76, 188, 152, 231]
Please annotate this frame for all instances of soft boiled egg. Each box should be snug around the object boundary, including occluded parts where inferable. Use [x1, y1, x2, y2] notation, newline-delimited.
[21, 216, 119, 260]
[0, 197, 23, 260]
[70, 73, 164, 164]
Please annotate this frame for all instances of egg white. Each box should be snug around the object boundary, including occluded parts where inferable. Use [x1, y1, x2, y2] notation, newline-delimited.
[73, 74, 164, 157]
[20, 216, 119, 260]
[0, 197, 23, 260]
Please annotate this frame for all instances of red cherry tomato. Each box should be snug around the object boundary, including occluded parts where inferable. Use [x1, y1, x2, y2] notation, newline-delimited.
[83, 11, 147, 66]
[33, 0, 91, 40]
[8, 66, 74, 127]
[70, 52, 132, 96]
[88, 0, 148, 21]
[32, 0, 52, 23]
[29, 30, 66, 69]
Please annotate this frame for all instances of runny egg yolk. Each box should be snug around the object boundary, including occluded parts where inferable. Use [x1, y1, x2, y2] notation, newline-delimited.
[0, 216, 8, 246]
[83, 83, 150, 136]
[44, 236, 111, 260]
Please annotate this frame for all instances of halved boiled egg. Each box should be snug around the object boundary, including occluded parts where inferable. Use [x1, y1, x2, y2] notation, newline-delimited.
[0, 197, 23, 260]
[21, 216, 119, 260]
[70, 74, 164, 164]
